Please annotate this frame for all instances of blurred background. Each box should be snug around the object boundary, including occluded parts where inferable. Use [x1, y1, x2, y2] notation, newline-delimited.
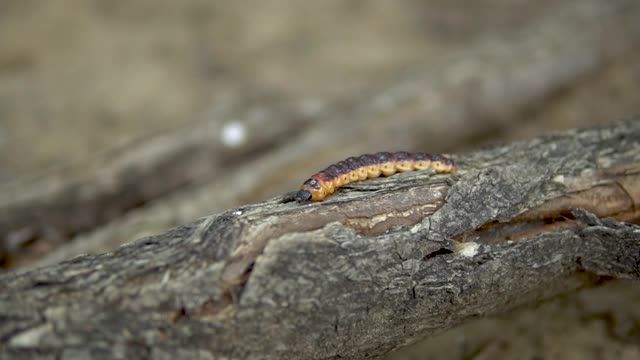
[1, 0, 639, 358]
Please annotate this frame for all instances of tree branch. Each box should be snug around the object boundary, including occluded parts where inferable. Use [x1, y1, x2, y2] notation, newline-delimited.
[1, 119, 639, 359]
[6, 0, 640, 271]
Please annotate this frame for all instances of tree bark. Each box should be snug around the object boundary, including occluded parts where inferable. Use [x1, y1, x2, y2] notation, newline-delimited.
[5, 0, 640, 271]
[1, 119, 640, 359]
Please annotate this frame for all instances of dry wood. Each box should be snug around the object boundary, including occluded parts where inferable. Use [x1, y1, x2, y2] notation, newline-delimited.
[1, 119, 639, 359]
[18, 0, 640, 271]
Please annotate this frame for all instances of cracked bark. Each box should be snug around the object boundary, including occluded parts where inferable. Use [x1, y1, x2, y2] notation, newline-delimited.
[1, 119, 640, 359]
[5, 0, 640, 271]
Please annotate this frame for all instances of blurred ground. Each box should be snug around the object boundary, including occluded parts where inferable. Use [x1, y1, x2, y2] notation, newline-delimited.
[4, 0, 637, 180]
[1, 1, 639, 359]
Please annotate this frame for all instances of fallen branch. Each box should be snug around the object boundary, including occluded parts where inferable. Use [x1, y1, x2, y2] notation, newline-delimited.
[1, 119, 639, 359]
[6, 0, 640, 271]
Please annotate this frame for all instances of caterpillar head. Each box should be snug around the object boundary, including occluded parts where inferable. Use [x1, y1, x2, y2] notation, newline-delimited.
[294, 189, 313, 203]
[296, 178, 324, 202]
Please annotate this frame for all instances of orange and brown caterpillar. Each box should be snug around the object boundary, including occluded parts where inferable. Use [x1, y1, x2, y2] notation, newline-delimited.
[294, 152, 457, 202]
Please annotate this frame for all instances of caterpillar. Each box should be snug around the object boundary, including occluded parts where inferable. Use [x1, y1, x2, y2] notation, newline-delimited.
[294, 152, 457, 202]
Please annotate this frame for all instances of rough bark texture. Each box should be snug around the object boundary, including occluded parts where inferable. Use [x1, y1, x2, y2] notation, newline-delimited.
[0, 119, 639, 359]
[4, 0, 640, 271]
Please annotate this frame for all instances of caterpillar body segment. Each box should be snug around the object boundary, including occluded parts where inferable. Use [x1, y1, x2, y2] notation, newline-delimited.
[294, 152, 456, 203]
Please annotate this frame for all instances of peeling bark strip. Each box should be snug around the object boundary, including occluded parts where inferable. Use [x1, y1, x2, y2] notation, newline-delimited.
[294, 152, 456, 202]
[1, 119, 640, 359]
